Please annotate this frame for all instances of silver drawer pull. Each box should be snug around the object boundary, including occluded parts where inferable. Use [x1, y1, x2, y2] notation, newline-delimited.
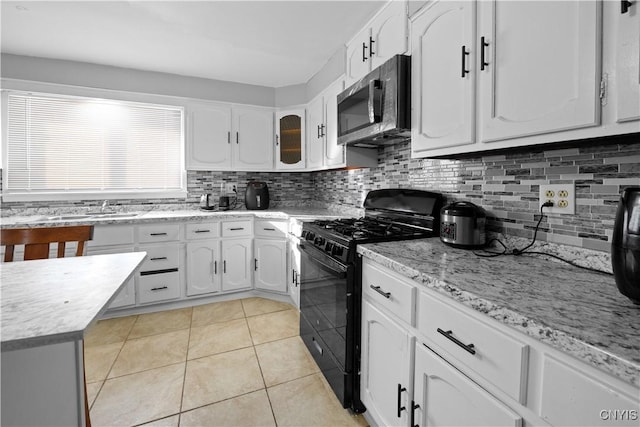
[150, 232, 168, 236]
[437, 328, 476, 355]
[370, 285, 391, 299]
[263, 227, 276, 231]
[150, 286, 168, 291]
[311, 337, 323, 355]
[229, 227, 244, 231]
[150, 257, 167, 261]
[194, 229, 211, 233]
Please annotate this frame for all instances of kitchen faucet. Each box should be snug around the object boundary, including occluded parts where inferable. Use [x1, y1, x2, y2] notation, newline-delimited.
[101, 200, 109, 213]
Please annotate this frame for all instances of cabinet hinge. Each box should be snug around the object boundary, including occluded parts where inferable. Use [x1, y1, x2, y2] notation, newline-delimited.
[600, 73, 608, 106]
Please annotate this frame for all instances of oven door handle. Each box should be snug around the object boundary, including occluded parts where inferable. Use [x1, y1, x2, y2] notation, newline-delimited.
[298, 243, 348, 278]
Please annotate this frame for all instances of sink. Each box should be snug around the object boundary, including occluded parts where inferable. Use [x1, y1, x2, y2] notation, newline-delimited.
[46, 214, 92, 221]
[90, 212, 141, 219]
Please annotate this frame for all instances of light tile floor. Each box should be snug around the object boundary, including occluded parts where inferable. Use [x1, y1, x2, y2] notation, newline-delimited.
[85, 297, 368, 427]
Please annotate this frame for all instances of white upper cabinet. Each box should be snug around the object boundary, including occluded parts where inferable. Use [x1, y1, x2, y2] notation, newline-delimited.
[306, 94, 325, 170]
[233, 105, 274, 170]
[614, 0, 640, 123]
[186, 101, 274, 171]
[477, 0, 601, 143]
[411, 1, 477, 155]
[275, 109, 305, 170]
[323, 78, 347, 168]
[187, 102, 232, 170]
[345, 0, 409, 87]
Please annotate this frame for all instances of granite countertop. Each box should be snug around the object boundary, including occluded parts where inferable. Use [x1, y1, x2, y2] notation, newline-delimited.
[0, 207, 353, 228]
[1, 252, 147, 351]
[357, 238, 640, 388]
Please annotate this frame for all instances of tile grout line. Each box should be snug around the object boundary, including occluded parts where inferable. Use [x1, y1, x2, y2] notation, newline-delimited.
[250, 335, 279, 426]
[177, 307, 197, 425]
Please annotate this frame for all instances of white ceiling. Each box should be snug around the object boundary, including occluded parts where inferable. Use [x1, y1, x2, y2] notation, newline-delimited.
[1, 1, 387, 88]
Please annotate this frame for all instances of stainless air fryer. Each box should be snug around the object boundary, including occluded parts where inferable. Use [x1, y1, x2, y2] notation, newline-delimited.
[611, 187, 640, 304]
[440, 201, 487, 248]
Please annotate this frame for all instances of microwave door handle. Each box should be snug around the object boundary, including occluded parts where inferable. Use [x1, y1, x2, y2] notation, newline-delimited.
[368, 79, 383, 124]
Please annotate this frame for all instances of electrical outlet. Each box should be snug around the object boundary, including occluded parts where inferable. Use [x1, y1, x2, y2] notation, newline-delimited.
[539, 183, 575, 214]
[224, 183, 237, 194]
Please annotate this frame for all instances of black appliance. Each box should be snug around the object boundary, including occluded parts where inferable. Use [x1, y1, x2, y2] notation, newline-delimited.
[298, 189, 443, 412]
[611, 186, 640, 304]
[245, 181, 270, 210]
[440, 201, 487, 249]
[337, 55, 410, 148]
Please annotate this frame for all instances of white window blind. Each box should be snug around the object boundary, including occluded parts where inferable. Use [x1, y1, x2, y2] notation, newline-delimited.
[5, 92, 184, 198]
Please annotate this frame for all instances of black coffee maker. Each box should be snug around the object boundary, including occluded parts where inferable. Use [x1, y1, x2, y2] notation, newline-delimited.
[611, 187, 640, 304]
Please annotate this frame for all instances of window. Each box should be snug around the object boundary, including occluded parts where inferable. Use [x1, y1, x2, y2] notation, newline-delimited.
[3, 91, 185, 201]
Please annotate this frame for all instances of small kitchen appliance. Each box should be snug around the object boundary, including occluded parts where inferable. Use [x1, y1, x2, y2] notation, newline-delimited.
[611, 186, 640, 304]
[298, 188, 443, 413]
[199, 194, 215, 210]
[245, 181, 270, 210]
[440, 201, 487, 248]
[218, 196, 230, 211]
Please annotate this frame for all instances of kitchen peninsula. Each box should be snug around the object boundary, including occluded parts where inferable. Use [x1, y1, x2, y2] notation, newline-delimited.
[1, 252, 146, 427]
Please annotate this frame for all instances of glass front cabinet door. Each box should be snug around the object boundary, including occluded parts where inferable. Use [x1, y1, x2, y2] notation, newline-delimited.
[275, 109, 305, 170]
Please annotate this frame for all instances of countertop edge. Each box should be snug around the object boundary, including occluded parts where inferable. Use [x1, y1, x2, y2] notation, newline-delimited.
[357, 245, 640, 389]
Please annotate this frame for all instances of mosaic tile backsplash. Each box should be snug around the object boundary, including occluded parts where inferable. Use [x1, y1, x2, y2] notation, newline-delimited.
[313, 134, 640, 253]
[1, 133, 639, 253]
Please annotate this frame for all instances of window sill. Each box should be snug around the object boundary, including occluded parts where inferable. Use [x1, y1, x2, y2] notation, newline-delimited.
[1, 190, 188, 203]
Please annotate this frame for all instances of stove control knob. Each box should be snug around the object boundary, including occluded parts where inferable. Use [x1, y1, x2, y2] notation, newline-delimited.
[304, 231, 315, 241]
[325, 242, 334, 253]
[332, 246, 343, 257]
[314, 236, 325, 246]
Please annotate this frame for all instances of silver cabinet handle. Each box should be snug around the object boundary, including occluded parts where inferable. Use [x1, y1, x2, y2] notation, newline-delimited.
[229, 227, 244, 231]
[150, 232, 167, 236]
[151, 286, 168, 291]
[150, 257, 167, 261]
[194, 229, 211, 233]
[370, 285, 391, 299]
[263, 227, 276, 231]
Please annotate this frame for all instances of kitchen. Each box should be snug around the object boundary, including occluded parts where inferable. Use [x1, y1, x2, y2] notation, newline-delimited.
[1, 1, 639, 427]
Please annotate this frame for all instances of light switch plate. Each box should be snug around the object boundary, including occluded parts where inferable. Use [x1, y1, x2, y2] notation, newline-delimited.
[539, 183, 575, 215]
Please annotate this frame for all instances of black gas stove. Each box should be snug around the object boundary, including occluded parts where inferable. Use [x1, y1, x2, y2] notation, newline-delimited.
[298, 189, 444, 413]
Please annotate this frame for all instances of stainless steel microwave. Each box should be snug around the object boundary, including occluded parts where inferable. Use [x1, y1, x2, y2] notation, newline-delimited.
[337, 55, 411, 148]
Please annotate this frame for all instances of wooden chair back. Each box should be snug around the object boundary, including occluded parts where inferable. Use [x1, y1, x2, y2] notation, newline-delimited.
[1, 226, 94, 262]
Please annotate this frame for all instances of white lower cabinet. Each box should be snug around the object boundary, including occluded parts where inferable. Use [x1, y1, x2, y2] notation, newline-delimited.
[254, 238, 287, 293]
[413, 343, 522, 427]
[361, 257, 639, 427]
[221, 238, 253, 292]
[138, 270, 181, 304]
[87, 245, 136, 309]
[288, 240, 301, 308]
[361, 300, 412, 427]
[186, 240, 221, 296]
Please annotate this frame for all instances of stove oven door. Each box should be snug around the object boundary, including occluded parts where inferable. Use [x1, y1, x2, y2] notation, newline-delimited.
[298, 242, 355, 409]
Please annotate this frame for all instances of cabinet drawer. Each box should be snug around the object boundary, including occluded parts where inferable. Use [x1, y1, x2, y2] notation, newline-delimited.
[88, 225, 134, 247]
[361, 259, 416, 326]
[186, 222, 220, 240]
[254, 220, 287, 238]
[137, 224, 180, 243]
[540, 356, 639, 427]
[139, 245, 180, 272]
[418, 291, 528, 403]
[138, 271, 180, 304]
[221, 220, 252, 237]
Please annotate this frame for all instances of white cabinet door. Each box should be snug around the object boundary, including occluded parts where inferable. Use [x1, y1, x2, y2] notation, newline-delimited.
[221, 238, 253, 291]
[288, 242, 301, 308]
[477, 0, 600, 143]
[187, 102, 232, 170]
[413, 343, 522, 427]
[254, 239, 287, 293]
[232, 106, 274, 170]
[346, 26, 372, 86]
[370, 0, 408, 69]
[411, 1, 476, 155]
[306, 95, 325, 170]
[323, 78, 346, 168]
[361, 300, 412, 427]
[615, 1, 640, 122]
[186, 240, 221, 296]
[275, 109, 305, 170]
